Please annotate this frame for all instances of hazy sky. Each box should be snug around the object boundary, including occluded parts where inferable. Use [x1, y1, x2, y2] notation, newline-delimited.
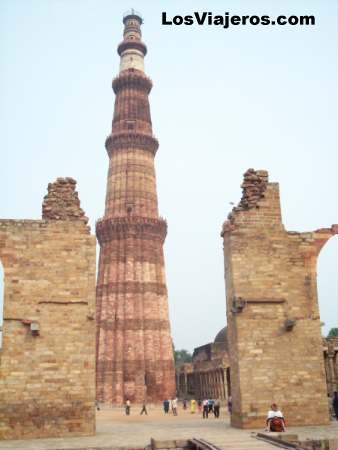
[1, 0, 337, 352]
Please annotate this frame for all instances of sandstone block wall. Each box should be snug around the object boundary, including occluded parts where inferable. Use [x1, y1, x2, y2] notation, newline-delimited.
[221, 169, 337, 428]
[0, 178, 96, 439]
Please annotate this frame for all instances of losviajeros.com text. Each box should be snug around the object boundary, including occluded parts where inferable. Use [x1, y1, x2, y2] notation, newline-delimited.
[161, 11, 315, 28]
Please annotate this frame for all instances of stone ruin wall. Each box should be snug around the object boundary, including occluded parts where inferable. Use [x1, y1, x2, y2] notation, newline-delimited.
[324, 336, 338, 398]
[221, 169, 338, 428]
[0, 178, 96, 439]
[176, 336, 337, 406]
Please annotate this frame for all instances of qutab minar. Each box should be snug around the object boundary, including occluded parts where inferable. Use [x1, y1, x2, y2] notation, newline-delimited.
[96, 10, 176, 404]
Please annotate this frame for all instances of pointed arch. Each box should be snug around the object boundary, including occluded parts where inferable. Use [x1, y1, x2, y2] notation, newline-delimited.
[317, 234, 338, 338]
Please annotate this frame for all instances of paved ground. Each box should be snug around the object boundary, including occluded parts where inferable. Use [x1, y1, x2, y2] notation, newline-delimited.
[1, 407, 338, 450]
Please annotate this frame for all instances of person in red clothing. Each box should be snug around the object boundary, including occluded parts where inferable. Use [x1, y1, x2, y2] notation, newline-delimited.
[266, 403, 286, 432]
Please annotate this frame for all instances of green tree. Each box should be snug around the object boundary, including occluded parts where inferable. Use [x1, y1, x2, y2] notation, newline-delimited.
[327, 328, 338, 338]
[174, 349, 192, 365]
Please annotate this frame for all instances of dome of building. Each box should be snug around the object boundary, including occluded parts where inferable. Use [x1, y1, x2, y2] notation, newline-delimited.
[214, 327, 227, 344]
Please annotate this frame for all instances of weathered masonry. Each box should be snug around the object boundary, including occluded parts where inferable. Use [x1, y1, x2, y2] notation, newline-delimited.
[0, 178, 96, 439]
[176, 327, 230, 401]
[324, 337, 338, 398]
[96, 11, 176, 404]
[221, 169, 338, 428]
[176, 330, 337, 406]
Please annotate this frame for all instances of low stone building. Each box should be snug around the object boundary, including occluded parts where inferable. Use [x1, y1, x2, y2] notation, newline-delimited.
[176, 327, 230, 402]
[0, 178, 96, 439]
[177, 330, 338, 405]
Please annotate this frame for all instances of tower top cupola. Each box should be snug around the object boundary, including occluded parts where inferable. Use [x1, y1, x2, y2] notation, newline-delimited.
[118, 9, 147, 73]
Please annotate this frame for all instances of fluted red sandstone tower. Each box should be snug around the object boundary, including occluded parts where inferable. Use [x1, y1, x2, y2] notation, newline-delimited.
[96, 11, 176, 404]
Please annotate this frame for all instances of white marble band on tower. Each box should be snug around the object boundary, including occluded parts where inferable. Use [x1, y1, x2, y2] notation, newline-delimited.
[118, 10, 147, 73]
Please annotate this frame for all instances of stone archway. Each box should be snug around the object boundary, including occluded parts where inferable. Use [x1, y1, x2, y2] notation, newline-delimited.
[317, 234, 338, 397]
[221, 169, 337, 428]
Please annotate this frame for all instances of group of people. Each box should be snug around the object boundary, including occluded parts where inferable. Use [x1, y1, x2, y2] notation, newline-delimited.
[189, 398, 223, 418]
[124, 397, 180, 416]
[124, 399, 148, 415]
[202, 398, 221, 418]
[163, 397, 178, 415]
[119, 397, 284, 430]
[121, 395, 338, 429]
[163, 397, 223, 418]
[124, 397, 222, 417]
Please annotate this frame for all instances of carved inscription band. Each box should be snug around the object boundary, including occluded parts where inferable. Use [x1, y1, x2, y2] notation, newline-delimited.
[97, 281, 167, 295]
[98, 318, 170, 331]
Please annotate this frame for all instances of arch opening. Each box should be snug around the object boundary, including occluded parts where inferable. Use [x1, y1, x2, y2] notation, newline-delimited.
[317, 234, 338, 338]
[317, 234, 338, 397]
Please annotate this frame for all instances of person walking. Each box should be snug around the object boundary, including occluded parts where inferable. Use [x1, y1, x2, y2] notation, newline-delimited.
[333, 391, 338, 420]
[213, 398, 220, 418]
[202, 398, 209, 419]
[190, 398, 196, 414]
[208, 398, 214, 414]
[227, 395, 232, 415]
[125, 399, 131, 415]
[163, 399, 170, 414]
[140, 401, 148, 415]
[172, 397, 178, 416]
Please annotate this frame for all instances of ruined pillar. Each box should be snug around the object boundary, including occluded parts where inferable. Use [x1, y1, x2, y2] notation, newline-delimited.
[214, 371, 218, 398]
[195, 372, 200, 399]
[201, 373, 205, 398]
[217, 370, 223, 399]
[224, 369, 228, 398]
[218, 370, 222, 399]
[0, 178, 96, 439]
[221, 169, 337, 427]
[96, 11, 175, 404]
[184, 372, 188, 397]
[199, 373, 203, 398]
[325, 338, 338, 396]
[211, 371, 216, 398]
[206, 372, 210, 397]
[221, 369, 226, 399]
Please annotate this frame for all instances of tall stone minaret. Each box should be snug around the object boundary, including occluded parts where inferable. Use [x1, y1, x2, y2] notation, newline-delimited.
[96, 11, 176, 404]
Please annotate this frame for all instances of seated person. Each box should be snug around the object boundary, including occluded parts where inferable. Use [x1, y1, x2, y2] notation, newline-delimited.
[266, 403, 286, 432]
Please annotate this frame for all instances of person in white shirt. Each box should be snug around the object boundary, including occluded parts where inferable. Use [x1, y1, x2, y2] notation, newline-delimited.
[202, 398, 209, 419]
[266, 403, 286, 432]
[172, 397, 178, 416]
[125, 399, 131, 415]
